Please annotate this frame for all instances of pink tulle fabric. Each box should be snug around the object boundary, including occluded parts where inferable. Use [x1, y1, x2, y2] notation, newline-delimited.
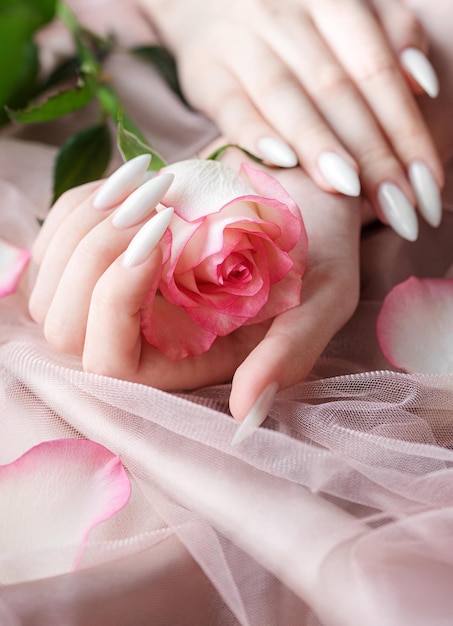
[2, 2, 453, 624]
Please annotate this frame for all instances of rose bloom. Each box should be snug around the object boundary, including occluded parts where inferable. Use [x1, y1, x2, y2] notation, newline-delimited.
[141, 159, 308, 359]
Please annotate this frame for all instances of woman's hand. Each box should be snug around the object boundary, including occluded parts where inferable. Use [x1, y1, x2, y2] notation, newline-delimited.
[28, 154, 361, 423]
[140, 0, 443, 238]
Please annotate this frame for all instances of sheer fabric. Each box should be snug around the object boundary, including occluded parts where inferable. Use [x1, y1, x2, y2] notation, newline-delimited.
[1, 2, 453, 623]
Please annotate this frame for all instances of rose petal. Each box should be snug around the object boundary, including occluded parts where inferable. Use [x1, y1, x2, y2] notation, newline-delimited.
[376, 276, 453, 373]
[0, 439, 131, 583]
[240, 163, 306, 249]
[162, 159, 254, 220]
[248, 270, 303, 325]
[0, 238, 30, 297]
[141, 294, 218, 359]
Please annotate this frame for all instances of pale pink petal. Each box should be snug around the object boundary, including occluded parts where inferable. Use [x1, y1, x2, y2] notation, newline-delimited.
[376, 276, 453, 373]
[161, 159, 255, 220]
[0, 238, 30, 297]
[0, 439, 131, 581]
[248, 270, 303, 325]
[141, 294, 217, 358]
[240, 163, 307, 249]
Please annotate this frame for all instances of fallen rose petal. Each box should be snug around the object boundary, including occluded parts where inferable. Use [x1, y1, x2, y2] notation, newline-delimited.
[376, 276, 453, 373]
[0, 238, 30, 297]
[0, 439, 131, 583]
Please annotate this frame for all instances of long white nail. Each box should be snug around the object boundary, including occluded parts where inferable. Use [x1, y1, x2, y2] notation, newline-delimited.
[409, 161, 442, 228]
[112, 173, 174, 229]
[230, 382, 278, 447]
[318, 152, 361, 197]
[257, 137, 298, 168]
[400, 48, 439, 98]
[378, 182, 418, 241]
[93, 154, 151, 210]
[122, 207, 174, 268]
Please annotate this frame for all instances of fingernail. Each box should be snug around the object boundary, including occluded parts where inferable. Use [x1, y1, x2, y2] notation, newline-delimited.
[408, 161, 442, 228]
[230, 382, 278, 447]
[318, 152, 361, 197]
[257, 137, 298, 168]
[377, 182, 418, 241]
[122, 206, 174, 268]
[93, 154, 151, 210]
[400, 48, 439, 98]
[112, 173, 174, 229]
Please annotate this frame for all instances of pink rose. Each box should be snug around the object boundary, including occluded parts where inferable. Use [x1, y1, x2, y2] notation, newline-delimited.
[141, 159, 307, 359]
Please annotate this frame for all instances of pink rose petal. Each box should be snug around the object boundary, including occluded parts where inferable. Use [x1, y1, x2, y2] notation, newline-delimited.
[0, 439, 131, 583]
[0, 238, 30, 297]
[377, 276, 453, 374]
[142, 294, 218, 358]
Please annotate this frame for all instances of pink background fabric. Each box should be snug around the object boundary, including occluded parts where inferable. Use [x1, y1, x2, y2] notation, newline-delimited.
[1, 1, 453, 624]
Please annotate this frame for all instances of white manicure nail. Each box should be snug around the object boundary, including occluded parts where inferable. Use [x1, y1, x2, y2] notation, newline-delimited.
[93, 154, 151, 210]
[378, 182, 418, 241]
[409, 161, 442, 228]
[122, 207, 174, 268]
[230, 382, 278, 447]
[257, 137, 298, 168]
[400, 48, 439, 98]
[318, 152, 361, 197]
[112, 173, 174, 229]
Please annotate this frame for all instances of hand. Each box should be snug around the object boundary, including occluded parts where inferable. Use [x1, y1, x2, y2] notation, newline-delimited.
[28, 153, 361, 423]
[140, 0, 443, 238]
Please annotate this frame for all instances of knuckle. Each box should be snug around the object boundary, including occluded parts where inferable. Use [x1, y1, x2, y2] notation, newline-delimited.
[311, 64, 352, 99]
[90, 280, 114, 312]
[75, 235, 107, 264]
[257, 73, 298, 106]
[354, 143, 394, 171]
[209, 86, 244, 124]
[355, 52, 399, 86]
[43, 317, 82, 355]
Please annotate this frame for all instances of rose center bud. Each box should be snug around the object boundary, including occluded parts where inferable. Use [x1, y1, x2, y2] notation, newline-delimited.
[221, 253, 253, 285]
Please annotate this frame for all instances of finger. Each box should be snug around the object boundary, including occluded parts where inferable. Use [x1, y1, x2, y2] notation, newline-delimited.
[82, 242, 164, 378]
[32, 155, 151, 265]
[229, 256, 359, 423]
[311, 0, 444, 226]
[28, 156, 157, 326]
[32, 181, 100, 265]
[186, 61, 299, 169]
[372, 0, 439, 98]
[29, 190, 107, 326]
[216, 33, 361, 197]
[229, 181, 362, 422]
[41, 180, 173, 355]
[253, 11, 422, 236]
[372, 0, 428, 55]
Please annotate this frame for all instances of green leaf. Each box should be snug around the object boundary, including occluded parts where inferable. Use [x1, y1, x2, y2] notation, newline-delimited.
[0, 0, 57, 114]
[53, 123, 112, 203]
[0, 41, 39, 126]
[7, 80, 94, 124]
[42, 56, 81, 91]
[117, 109, 166, 170]
[132, 46, 188, 106]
